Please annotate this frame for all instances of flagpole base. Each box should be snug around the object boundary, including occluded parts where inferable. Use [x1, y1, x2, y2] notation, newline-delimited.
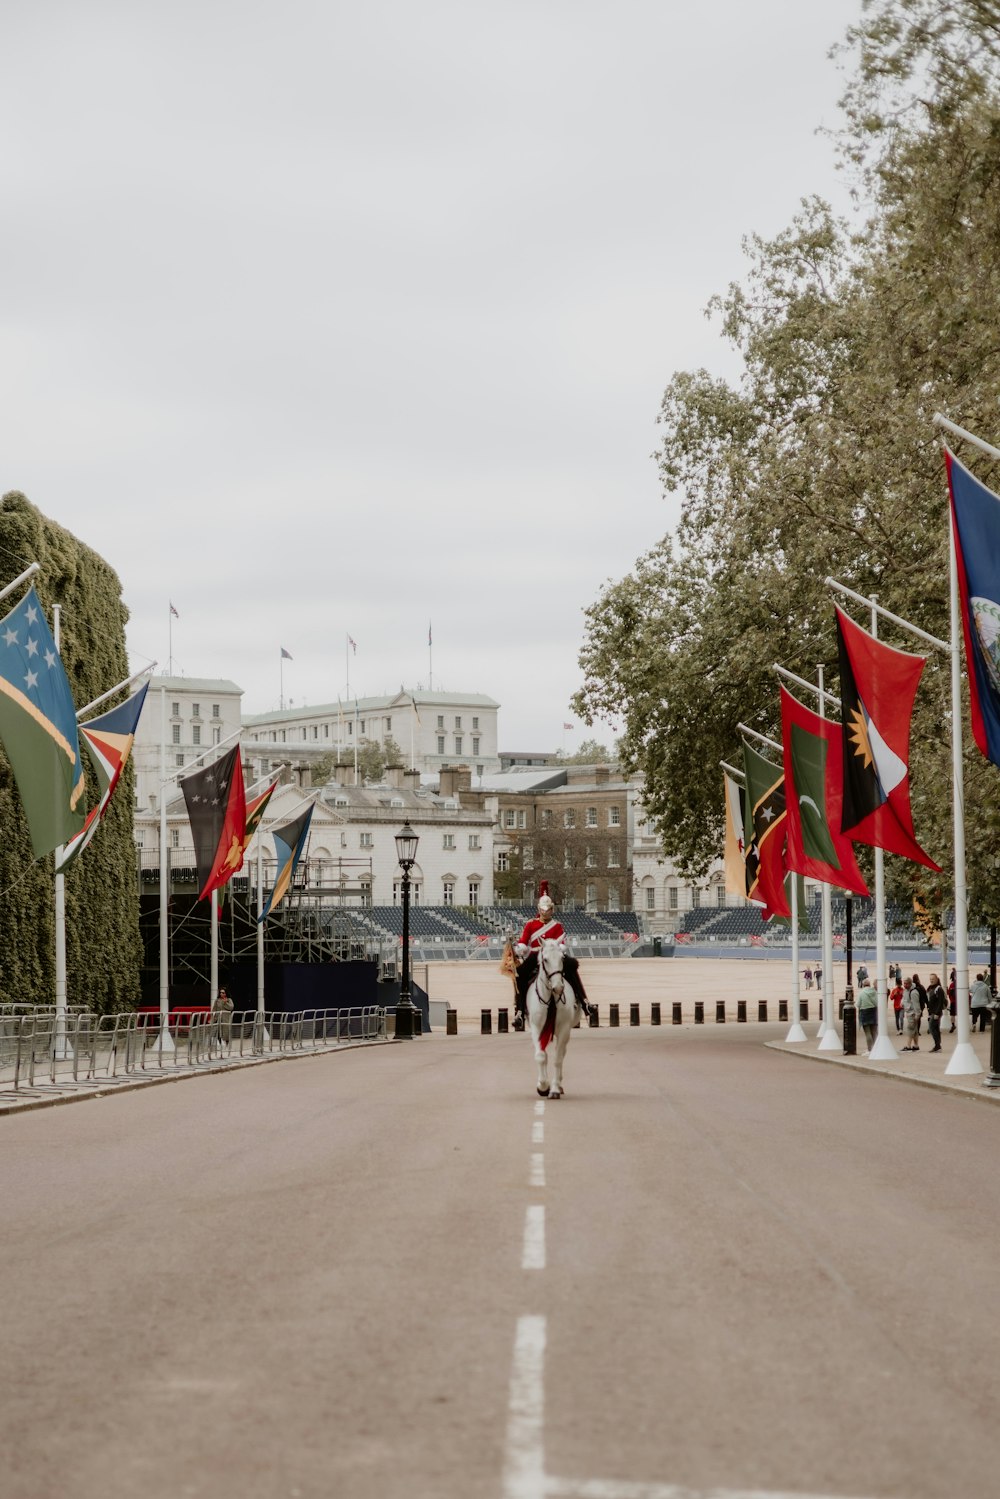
[945, 1041, 982, 1076]
[868, 1035, 900, 1061]
[818, 1026, 841, 1052]
[784, 1022, 808, 1044]
[150, 1025, 175, 1054]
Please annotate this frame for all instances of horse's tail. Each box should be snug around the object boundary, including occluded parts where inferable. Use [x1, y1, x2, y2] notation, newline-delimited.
[539, 998, 557, 1052]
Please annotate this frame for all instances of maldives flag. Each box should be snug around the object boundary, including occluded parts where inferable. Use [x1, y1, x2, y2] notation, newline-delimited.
[945, 447, 1000, 766]
[835, 606, 939, 871]
[780, 687, 869, 896]
[741, 739, 790, 919]
[181, 745, 247, 899]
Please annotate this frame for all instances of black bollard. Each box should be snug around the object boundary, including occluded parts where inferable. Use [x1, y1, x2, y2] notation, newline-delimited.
[630, 1002, 640, 1027]
[842, 987, 857, 1056]
[758, 1000, 768, 1023]
[985, 1000, 1000, 1087]
[498, 1008, 509, 1033]
[716, 1000, 726, 1023]
[481, 1009, 492, 1035]
[672, 1001, 682, 1025]
[609, 1003, 620, 1028]
[737, 1000, 747, 1023]
[694, 1001, 704, 1024]
[446, 1008, 458, 1035]
[779, 999, 788, 1022]
[651, 1002, 661, 1026]
[589, 1005, 599, 1028]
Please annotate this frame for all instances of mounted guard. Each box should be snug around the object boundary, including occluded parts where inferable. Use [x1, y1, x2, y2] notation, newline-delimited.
[511, 881, 594, 1030]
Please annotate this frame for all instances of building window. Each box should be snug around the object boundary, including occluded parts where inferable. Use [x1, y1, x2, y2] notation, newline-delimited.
[455, 737, 463, 755]
[472, 737, 480, 756]
[437, 736, 445, 754]
[360, 720, 366, 734]
[645, 887, 656, 911]
[472, 716, 479, 731]
[360, 833, 373, 848]
[564, 846, 572, 868]
[301, 728, 307, 740]
[717, 885, 727, 907]
[564, 810, 575, 828]
[505, 809, 516, 828]
[586, 847, 596, 867]
[172, 724, 181, 744]
[280, 730, 286, 743]
[384, 717, 391, 733]
[497, 851, 509, 872]
[469, 834, 480, 850]
[586, 807, 597, 827]
[608, 886, 620, 911]
[170, 829, 180, 848]
[212, 703, 220, 718]
[692, 888, 701, 909]
[360, 881, 371, 906]
[669, 886, 679, 910]
[324, 724, 329, 738]
[312, 726, 318, 740]
[443, 834, 455, 850]
[517, 810, 526, 829]
[443, 881, 454, 905]
[171, 701, 179, 717]
[213, 727, 221, 744]
[192, 725, 201, 746]
[192, 703, 200, 718]
[175, 753, 184, 767]
[608, 846, 620, 867]
[468, 881, 480, 907]
[541, 810, 552, 828]
[609, 806, 621, 826]
[586, 883, 597, 909]
[454, 716, 462, 730]
[437, 715, 444, 729]
[476, 765, 483, 778]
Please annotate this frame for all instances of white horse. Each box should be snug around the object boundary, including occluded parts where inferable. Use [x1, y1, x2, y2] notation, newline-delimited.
[526, 937, 580, 1098]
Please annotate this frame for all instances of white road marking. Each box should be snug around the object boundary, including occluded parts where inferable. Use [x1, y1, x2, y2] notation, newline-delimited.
[546, 1480, 877, 1498]
[503, 1315, 547, 1499]
[522, 1204, 546, 1269]
[535, 1101, 546, 1116]
[530, 1152, 546, 1188]
[532, 1120, 544, 1144]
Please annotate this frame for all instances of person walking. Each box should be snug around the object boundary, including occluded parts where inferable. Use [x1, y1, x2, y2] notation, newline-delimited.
[947, 971, 957, 1033]
[970, 972, 993, 1033]
[901, 980, 921, 1050]
[857, 977, 879, 1051]
[803, 967, 813, 990]
[212, 986, 234, 1048]
[890, 977, 904, 1033]
[925, 974, 947, 1053]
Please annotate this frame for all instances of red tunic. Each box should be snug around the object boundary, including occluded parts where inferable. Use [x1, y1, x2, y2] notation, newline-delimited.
[519, 916, 565, 949]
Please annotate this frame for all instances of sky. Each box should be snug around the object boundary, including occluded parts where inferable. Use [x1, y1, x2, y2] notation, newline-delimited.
[0, 0, 862, 752]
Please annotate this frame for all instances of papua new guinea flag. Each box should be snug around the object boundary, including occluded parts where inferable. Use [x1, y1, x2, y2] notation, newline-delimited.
[0, 586, 86, 857]
[780, 686, 869, 895]
[259, 802, 314, 922]
[57, 680, 149, 873]
[835, 606, 940, 871]
[946, 447, 1000, 767]
[181, 744, 247, 900]
[741, 739, 790, 920]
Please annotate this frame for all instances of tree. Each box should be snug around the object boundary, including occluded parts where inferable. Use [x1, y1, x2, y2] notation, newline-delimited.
[573, 4, 1000, 931]
[557, 737, 618, 765]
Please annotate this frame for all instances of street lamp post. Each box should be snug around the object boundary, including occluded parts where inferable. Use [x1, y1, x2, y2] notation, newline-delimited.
[394, 820, 420, 1040]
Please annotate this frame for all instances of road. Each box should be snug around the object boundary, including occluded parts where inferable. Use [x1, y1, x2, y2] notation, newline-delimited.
[1, 1024, 997, 1499]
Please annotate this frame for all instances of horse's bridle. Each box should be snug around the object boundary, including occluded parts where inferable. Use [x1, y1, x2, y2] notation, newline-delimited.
[540, 948, 565, 1001]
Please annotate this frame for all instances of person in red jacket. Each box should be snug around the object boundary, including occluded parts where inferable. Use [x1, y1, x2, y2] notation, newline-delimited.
[513, 882, 593, 1029]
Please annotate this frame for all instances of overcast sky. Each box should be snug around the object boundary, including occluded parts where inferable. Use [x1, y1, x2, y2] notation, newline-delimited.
[1, 0, 861, 751]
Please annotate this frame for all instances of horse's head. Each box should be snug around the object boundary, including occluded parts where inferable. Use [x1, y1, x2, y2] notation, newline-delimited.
[538, 937, 565, 998]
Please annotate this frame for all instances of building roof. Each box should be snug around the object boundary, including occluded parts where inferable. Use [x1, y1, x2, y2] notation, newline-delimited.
[243, 688, 499, 727]
[151, 675, 243, 695]
[476, 768, 569, 792]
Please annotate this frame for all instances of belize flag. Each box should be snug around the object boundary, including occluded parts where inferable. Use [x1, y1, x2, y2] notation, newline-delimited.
[946, 447, 1000, 766]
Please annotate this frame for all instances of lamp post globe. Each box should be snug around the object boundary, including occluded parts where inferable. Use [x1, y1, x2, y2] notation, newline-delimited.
[394, 821, 420, 1039]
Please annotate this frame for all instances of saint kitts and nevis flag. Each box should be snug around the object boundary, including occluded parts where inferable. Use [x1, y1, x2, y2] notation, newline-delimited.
[0, 585, 86, 858]
[945, 447, 1000, 769]
[779, 686, 869, 896]
[834, 606, 939, 870]
[180, 745, 247, 900]
[259, 803, 315, 922]
[56, 680, 150, 873]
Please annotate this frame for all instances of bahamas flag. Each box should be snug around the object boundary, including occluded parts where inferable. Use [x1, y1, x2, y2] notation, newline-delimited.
[0, 586, 86, 857]
[259, 803, 314, 922]
[57, 680, 149, 873]
[946, 447, 1000, 766]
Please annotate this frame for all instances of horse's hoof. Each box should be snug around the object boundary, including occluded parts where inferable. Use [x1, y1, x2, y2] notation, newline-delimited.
[537, 1086, 549, 1097]
[548, 1088, 561, 1099]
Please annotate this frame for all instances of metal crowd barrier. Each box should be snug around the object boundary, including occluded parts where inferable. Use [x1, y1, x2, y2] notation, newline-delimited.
[0, 1006, 387, 1093]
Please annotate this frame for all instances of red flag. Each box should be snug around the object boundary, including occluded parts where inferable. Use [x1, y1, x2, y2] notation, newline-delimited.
[780, 688, 869, 896]
[835, 607, 940, 871]
[180, 745, 247, 900]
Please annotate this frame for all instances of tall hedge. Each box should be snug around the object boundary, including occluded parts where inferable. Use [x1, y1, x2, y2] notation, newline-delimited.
[0, 492, 141, 1012]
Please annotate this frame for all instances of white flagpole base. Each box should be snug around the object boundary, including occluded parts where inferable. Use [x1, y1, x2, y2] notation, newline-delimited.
[816, 1016, 827, 1036]
[150, 1025, 175, 1054]
[868, 1035, 900, 1061]
[52, 1034, 74, 1061]
[784, 1022, 808, 1043]
[818, 1025, 841, 1052]
[945, 1042, 982, 1076]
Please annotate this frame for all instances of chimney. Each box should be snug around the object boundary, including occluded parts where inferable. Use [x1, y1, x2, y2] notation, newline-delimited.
[595, 765, 610, 785]
[439, 765, 456, 796]
[455, 764, 472, 793]
[386, 763, 405, 790]
[404, 768, 421, 790]
[298, 764, 312, 789]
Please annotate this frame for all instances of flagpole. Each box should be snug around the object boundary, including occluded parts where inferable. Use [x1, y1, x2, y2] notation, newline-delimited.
[346, 634, 350, 700]
[946, 483, 978, 1074]
[428, 622, 433, 691]
[257, 823, 267, 1047]
[815, 665, 840, 1052]
[0, 562, 40, 606]
[52, 605, 71, 1062]
[158, 686, 175, 1052]
[868, 600, 899, 1061]
[280, 650, 284, 712]
[354, 700, 359, 786]
[211, 887, 219, 1011]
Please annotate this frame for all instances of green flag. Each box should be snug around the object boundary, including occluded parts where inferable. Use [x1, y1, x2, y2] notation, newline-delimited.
[790, 721, 839, 866]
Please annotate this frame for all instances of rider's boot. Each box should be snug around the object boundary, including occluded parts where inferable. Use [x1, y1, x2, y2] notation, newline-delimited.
[571, 979, 597, 1022]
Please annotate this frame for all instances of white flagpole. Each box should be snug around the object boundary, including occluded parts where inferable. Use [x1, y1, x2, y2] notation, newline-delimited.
[816, 665, 840, 1052]
[280, 650, 284, 711]
[946, 491, 978, 1073]
[428, 622, 433, 690]
[158, 686, 175, 1051]
[52, 604, 70, 1061]
[211, 887, 219, 1008]
[868, 600, 899, 1060]
[346, 634, 350, 699]
[354, 700, 359, 785]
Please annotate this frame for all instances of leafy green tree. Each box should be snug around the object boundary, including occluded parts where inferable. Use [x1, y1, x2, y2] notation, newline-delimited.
[557, 737, 618, 765]
[0, 492, 141, 1011]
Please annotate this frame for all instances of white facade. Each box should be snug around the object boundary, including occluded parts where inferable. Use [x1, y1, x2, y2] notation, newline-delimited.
[132, 676, 243, 814]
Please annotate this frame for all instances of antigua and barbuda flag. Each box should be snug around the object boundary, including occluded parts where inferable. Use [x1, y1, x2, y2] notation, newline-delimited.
[259, 802, 314, 922]
[57, 679, 150, 873]
[181, 745, 247, 900]
[835, 606, 939, 871]
[0, 585, 86, 857]
[946, 447, 1000, 767]
[780, 686, 870, 895]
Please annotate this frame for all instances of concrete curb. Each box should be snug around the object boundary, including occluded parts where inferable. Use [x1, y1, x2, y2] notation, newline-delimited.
[0, 1037, 397, 1117]
[766, 1039, 1000, 1108]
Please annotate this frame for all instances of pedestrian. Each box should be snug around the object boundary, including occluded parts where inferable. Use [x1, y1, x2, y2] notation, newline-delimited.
[911, 973, 927, 1035]
[901, 980, 921, 1050]
[803, 967, 813, 990]
[894, 962, 903, 986]
[890, 976, 904, 1033]
[947, 971, 957, 1032]
[815, 966, 822, 990]
[970, 972, 992, 1033]
[212, 986, 234, 1047]
[925, 974, 947, 1053]
[856, 977, 879, 1050]
[856, 963, 869, 987]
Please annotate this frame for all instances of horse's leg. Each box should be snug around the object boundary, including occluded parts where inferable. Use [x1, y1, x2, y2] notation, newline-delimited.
[534, 1034, 549, 1096]
[549, 1014, 571, 1097]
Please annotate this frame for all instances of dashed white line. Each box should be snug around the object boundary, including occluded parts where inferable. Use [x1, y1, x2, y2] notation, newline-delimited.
[532, 1120, 544, 1144]
[503, 1315, 547, 1499]
[535, 1100, 546, 1116]
[522, 1204, 546, 1269]
[530, 1152, 546, 1188]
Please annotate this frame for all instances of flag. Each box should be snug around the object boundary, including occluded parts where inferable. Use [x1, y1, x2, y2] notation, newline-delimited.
[723, 771, 747, 898]
[241, 779, 277, 858]
[0, 586, 86, 858]
[181, 745, 247, 900]
[563, 722, 573, 730]
[348, 635, 357, 653]
[741, 739, 790, 919]
[57, 680, 149, 872]
[945, 447, 1000, 766]
[428, 622, 432, 647]
[835, 606, 940, 870]
[169, 602, 179, 618]
[280, 647, 292, 660]
[780, 687, 869, 896]
[259, 803, 314, 922]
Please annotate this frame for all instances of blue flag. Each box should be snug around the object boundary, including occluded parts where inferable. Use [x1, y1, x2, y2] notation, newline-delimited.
[946, 448, 1000, 765]
[259, 803, 314, 922]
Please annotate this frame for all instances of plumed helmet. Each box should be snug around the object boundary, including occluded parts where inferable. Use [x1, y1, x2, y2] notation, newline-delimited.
[537, 879, 554, 915]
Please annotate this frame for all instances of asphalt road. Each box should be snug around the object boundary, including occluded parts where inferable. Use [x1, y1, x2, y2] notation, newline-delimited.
[2, 1024, 998, 1499]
